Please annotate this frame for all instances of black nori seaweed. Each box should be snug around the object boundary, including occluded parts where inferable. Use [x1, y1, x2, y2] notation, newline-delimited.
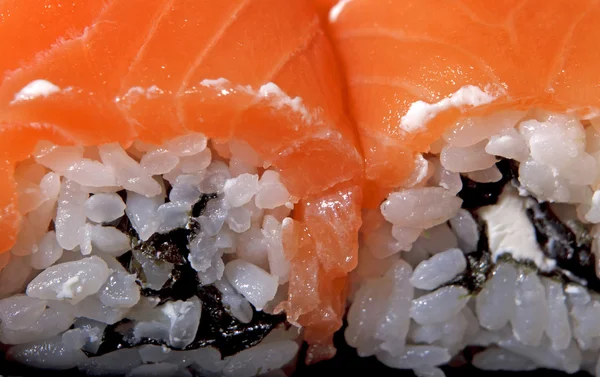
[94, 285, 285, 358]
[94, 320, 134, 356]
[93, 191, 286, 358]
[139, 261, 200, 303]
[116, 193, 216, 268]
[114, 208, 135, 239]
[186, 285, 286, 357]
[116, 192, 219, 267]
[135, 227, 192, 265]
[444, 221, 493, 293]
[458, 159, 519, 209]
[192, 193, 218, 217]
[122, 214, 200, 295]
[525, 200, 600, 291]
[457, 157, 600, 292]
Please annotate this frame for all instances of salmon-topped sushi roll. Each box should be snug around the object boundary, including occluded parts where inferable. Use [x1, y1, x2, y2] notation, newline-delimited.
[329, 0, 600, 375]
[0, 0, 363, 374]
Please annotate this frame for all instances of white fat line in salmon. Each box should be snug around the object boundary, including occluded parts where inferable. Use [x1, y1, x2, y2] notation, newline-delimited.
[199, 78, 315, 126]
[11, 79, 62, 104]
[329, 0, 353, 23]
[399, 84, 504, 133]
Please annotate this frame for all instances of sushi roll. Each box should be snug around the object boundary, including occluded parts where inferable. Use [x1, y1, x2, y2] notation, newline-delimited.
[326, 0, 600, 375]
[5, 0, 600, 376]
[0, 0, 363, 375]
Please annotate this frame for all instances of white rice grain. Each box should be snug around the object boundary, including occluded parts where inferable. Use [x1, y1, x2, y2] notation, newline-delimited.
[224, 259, 277, 311]
[133, 297, 202, 349]
[156, 202, 190, 233]
[90, 226, 130, 256]
[31, 231, 64, 269]
[132, 251, 173, 291]
[8, 335, 88, 370]
[55, 179, 88, 250]
[449, 209, 479, 253]
[410, 248, 467, 290]
[485, 127, 529, 162]
[97, 270, 140, 309]
[78, 348, 143, 376]
[179, 148, 212, 173]
[428, 158, 463, 195]
[510, 271, 547, 347]
[224, 173, 259, 208]
[215, 278, 253, 323]
[391, 226, 422, 252]
[499, 337, 582, 374]
[472, 347, 536, 371]
[0, 295, 47, 331]
[16, 177, 44, 214]
[72, 318, 107, 354]
[84, 193, 126, 223]
[466, 165, 502, 183]
[255, 170, 291, 209]
[26, 256, 110, 303]
[227, 207, 252, 233]
[543, 279, 572, 351]
[443, 112, 523, 148]
[164, 133, 208, 157]
[99, 143, 161, 197]
[440, 140, 498, 173]
[571, 299, 600, 350]
[35, 144, 117, 187]
[376, 345, 451, 369]
[221, 340, 298, 377]
[413, 224, 458, 256]
[381, 187, 462, 229]
[262, 215, 290, 284]
[125, 191, 164, 241]
[346, 260, 413, 357]
[140, 149, 180, 175]
[410, 286, 470, 325]
[0, 306, 75, 345]
[476, 263, 518, 331]
[199, 161, 231, 194]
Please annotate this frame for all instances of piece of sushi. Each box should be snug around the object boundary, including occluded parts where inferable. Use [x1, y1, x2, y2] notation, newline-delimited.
[0, 0, 364, 375]
[326, 0, 600, 375]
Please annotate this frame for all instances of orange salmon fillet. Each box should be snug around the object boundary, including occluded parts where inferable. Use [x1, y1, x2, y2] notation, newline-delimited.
[329, 0, 600, 206]
[311, 0, 339, 23]
[0, 0, 363, 356]
[0, 0, 107, 76]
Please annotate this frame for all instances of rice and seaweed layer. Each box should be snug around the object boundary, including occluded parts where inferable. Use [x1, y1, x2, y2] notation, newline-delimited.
[0, 135, 301, 376]
[351, 111, 600, 376]
[3, 110, 600, 377]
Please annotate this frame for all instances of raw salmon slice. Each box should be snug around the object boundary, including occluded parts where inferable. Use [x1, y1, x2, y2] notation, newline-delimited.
[328, 0, 600, 204]
[0, 0, 363, 355]
[312, 0, 339, 23]
[0, 0, 107, 76]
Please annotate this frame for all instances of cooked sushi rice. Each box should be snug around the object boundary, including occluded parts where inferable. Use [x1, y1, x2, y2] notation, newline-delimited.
[0, 134, 302, 376]
[353, 110, 600, 376]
